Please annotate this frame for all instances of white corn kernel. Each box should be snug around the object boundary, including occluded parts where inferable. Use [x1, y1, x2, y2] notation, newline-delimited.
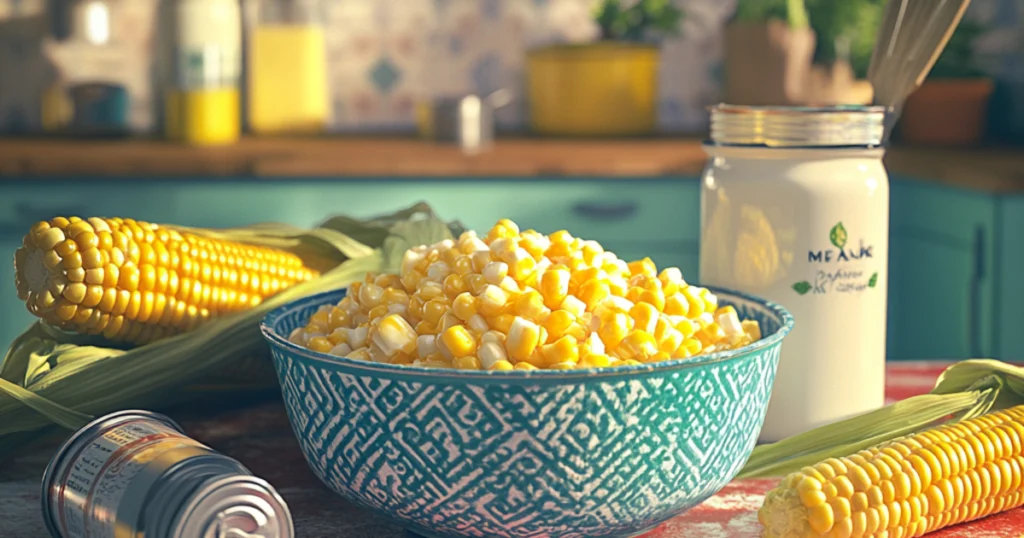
[499, 276, 520, 293]
[427, 262, 451, 281]
[373, 314, 417, 356]
[387, 303, 409, 316]
[561, 296, 587, 318]
[479, 341, 508, 369]
[482, 261, 509, 284]
[417, 335, 437, 357]
[717, 309, 744, 336]
[586, 332, 605, 355]
[481, 330, 506, 345]
[468, 314, 490, 333]
[401, 250, 425, 275]
[348, 326, 368, 349]
[478, 284, 508, 311]
[329, 343, 353, 357]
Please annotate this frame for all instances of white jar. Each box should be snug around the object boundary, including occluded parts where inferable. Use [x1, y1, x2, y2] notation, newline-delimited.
[699, 104, 889, 443]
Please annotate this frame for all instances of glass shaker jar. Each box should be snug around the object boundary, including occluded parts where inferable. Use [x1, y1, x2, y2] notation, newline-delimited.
[699, 104, 889, 443]
[248, 0, 329, 135]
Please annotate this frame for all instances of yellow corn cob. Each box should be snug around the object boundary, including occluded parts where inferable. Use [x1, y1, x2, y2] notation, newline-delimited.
[289, 219, 761, 370]
[759, 404, 1024, 538]
[14, 216, 319, 345]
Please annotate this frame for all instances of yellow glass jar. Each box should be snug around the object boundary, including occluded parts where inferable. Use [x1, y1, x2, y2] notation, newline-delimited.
[248, 0, 328, 135]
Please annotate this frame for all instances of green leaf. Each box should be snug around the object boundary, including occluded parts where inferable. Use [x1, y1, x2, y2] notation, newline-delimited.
[868, 272, 878, 288]
[830, 222, 848, 249]
[792, 281, 812, 295]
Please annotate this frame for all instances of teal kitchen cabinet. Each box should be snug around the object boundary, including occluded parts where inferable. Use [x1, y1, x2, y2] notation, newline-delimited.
[886, 177, 997, 360]
[998, 197, 1024, 360]
[172, 177, 703, 278]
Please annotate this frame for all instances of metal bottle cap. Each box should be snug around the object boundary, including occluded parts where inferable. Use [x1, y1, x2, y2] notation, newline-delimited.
[174, 475, 294, 538]
[708, 103, 887, 148]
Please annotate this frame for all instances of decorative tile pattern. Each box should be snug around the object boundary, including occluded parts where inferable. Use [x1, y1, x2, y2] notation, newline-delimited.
[0, 0, 1020, 135]
[262, 288, 791, 538]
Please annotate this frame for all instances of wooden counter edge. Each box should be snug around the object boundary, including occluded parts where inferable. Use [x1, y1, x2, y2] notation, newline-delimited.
[0, 138, 1020, 192]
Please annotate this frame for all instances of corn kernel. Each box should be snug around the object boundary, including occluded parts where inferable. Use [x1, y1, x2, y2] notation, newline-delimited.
[488, 314, 514, 333]
[454, 355, 482, 370]
[630, 302, 659, 334]
[578, 280, 611, 311]
[560, 295, 587, 318]
[422, 299, 447, 325]
[506, 317, 541, 361]
[599, 312, 631, 349]
[479, 340, 508, 369]
[452, 292, 478, 321]
[540, 268, 570, 309]
[543, 309, 575, 340]
[617, 331, 658, 361]
[540, 335, 579, 366]
[308, 336, 332, 353]
[478, 284, 509, 316]
[515, 290, 547, 319]
[373, 314, 418, 356]
[490, 360, 514, 371]
[514, 362, 537, 371]
[628, 257, 657, 278]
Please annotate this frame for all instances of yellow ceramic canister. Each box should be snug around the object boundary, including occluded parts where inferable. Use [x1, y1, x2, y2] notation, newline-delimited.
[526, 42, 659, 137]
[164, 0, 242, 145]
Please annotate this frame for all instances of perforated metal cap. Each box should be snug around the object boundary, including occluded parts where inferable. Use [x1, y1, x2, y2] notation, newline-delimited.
[708, 104, 887, 148]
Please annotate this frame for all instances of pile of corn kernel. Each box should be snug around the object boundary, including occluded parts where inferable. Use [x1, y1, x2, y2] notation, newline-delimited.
[290, 220, 762, 370]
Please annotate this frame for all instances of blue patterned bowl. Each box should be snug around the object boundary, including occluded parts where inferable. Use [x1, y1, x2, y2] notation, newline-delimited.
[261, 287, 793, 538]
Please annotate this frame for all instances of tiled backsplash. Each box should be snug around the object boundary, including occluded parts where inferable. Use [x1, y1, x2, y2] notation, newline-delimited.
[0, 0, 1022, 135]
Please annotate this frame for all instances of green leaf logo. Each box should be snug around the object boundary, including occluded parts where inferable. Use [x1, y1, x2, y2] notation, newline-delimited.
[868, 272, 878, 288]
[792, 281, 812, 295]
[830, 222, 848, 249]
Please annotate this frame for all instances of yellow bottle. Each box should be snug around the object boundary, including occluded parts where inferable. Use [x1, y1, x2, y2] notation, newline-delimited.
[165, 0, 242, 146]
[248, 0, 328, 135]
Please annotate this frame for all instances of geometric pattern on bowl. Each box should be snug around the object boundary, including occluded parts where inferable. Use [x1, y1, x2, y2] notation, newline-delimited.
[262, 287, 793, 538]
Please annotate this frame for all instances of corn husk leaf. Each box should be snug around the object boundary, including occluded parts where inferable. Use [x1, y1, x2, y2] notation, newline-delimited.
[738, 359, 1018, 478]
[0, 203, 460, 451]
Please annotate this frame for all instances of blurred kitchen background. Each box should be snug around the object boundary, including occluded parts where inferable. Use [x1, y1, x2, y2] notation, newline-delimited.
[1, 0, 1024, 363]
[0, 0, 1021, 140]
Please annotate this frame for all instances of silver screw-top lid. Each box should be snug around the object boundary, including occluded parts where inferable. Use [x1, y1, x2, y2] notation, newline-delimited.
[175, 476, 294, 538]
[708, 104, 887, 148]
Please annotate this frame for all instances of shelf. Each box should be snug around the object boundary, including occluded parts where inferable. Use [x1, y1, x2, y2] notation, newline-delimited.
[1, 137, 1021, 192]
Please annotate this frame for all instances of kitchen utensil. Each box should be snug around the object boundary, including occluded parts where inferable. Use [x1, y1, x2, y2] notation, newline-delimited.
[867, 0, 972, 141]
[417, 89, 512, 154]
[261, 286, 792, 538]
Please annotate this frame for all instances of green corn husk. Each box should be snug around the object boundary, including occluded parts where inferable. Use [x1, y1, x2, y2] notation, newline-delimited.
[0, 202, 464, 454]
[738, 358, 1024, 478]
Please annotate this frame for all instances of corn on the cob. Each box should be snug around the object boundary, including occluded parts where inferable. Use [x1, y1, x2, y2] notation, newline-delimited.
[14, 216, 319, 345]
[759, 404, 1024, 538]
[290, 219, 761, 370]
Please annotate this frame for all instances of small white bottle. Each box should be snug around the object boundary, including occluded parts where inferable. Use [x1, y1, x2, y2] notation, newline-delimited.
[699, 104, 890, 442]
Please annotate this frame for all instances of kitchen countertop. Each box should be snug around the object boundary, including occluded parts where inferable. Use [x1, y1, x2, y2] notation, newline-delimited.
[0, 137, 1022, 193]
[2, 360, 1023, 538]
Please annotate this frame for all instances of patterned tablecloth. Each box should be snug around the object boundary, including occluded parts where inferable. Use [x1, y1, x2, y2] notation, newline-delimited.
[0, 361, 1021, 538]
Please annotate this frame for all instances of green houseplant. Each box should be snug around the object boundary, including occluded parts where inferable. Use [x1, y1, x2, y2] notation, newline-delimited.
[900, 20, 994, 146]
[526, 0, 683, 136]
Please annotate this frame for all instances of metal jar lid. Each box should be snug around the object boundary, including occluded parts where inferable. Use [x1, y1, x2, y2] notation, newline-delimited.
[708, 104, 887, 148]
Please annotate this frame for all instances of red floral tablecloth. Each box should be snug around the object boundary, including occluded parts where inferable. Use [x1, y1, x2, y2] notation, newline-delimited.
[666, 361, 1024, 538]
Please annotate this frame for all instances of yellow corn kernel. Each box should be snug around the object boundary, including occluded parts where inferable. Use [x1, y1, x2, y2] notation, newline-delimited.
[630, 302, 659, 334]
[627, 257, 657, 278]
[477, 284, 509, 316]
[540, 335, 579, 366]
[677, 337, 702, 358]
[490, 360, 514, 371]
[453, 255, 474, 275]
[308, 336, 332, 353]
[616, 330, 658, 361]
[666, 283, 697, 310]
[443, 274, 468, 297]
[577, 280, 611, 311]
[580, 353, 611, 368]
[452, 292, 478, 321]
[465, 273, 489, 295]
[415, 320, 437, 335]
[514, 361, 538, 371]
[503, 247, 537, 280]
[515, 290, 548, 319]
[540, 267, 571, 309]
[682, 286, 704, 317]
[482, 261, 509, 284]
[421, 299, 448, 325]
[454, 355, 482, 370]
[506, 317, 541, 361]
[488, 314, 514, 333]
[543, 309, 575, 341]
[373, 313, 418, 356]
[599, 312, 631, 350]
[560, 295, 587, 318]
